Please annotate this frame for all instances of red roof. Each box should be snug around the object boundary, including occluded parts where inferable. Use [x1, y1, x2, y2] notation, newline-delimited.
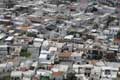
[114, 38, 120, 43]
[52, 72, 63, 77]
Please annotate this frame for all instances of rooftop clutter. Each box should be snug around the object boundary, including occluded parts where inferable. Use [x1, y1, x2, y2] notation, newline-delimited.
[0, 0, 119, 80]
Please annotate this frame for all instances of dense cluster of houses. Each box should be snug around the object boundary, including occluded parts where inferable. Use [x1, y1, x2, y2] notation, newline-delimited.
[0, 0, 120, 80]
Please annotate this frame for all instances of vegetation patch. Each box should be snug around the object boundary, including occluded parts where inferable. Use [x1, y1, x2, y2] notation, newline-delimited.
[20, 48, 31, 58]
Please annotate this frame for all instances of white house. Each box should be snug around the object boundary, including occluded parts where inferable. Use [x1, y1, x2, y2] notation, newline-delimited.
[0, 62, 13, 73]
[0, 33, 6, 40]
[100, 67, 119, 80]
[23, 70, 35, 79]
[108, 26, 120, 38]
[33, 38, 44, 47]
[11, 71, 23, 80]
[39, 50, 55, 64]
[73, 64, 94, 78]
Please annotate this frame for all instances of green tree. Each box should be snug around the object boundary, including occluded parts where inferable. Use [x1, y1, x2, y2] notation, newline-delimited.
[106, 16, 115, 26]
[20, 48, 31, 58]
[116, 31, 120, 39]
[27, 32, 37, 37]
[2, 75, 10, 80]
[67, 70, 77, 80]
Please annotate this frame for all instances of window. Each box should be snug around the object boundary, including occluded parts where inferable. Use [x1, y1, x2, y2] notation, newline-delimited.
[105, 70, 111, 75]
[74, 57, 76, 59]
[85, 68, 91, 71]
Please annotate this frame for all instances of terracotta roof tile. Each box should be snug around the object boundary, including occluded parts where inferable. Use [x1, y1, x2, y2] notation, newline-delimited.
[52, 72, 63, 77]
[59, 51, 72, 58]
